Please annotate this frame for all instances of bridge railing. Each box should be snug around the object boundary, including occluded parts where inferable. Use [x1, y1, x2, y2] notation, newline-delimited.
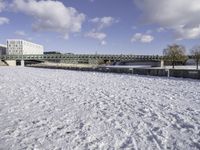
[1, 54, 165, 61]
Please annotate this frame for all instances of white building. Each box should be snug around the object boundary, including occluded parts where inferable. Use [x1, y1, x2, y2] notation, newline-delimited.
[7, 39, 44, 55]
[0, 44, 7, 55]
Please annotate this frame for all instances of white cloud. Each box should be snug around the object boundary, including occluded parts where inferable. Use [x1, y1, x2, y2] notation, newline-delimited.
[85, 30, 106, 41]
[85, 30, 107, 45]
[0, 0, 9, 26]
[131, 33, 154, 43]
[0, 17, 9, 25]
[15, 30, 26, 36]
[12, 0, 85, 39]
[100, 40, 107, 45]
[134, 0, 200, 40]
[157, 27, 165, 33]
[90, 16, 119, 30]
[175, 25, 200, 40]
[86, 16, 118, 45]
[0, 0, 5, 12]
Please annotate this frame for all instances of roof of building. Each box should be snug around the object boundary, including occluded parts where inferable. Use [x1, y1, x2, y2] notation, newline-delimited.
[7, 39, 43, 47]
[0, 44, 6, 47]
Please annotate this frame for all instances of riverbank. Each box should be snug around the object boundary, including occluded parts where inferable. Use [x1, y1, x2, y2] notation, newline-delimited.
[27, 63, 200, 80]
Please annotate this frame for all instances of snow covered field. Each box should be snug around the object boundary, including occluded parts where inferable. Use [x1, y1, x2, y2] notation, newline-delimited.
[0, 67, 200, 150]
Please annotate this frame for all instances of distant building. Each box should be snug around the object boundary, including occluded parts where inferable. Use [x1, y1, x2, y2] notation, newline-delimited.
[0, 44, 7, 55]
[44, 51, 61, 54]
[7, 39, 44, 55]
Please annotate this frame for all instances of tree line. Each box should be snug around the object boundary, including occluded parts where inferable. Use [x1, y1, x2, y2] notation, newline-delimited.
[163, 44, 200, 69]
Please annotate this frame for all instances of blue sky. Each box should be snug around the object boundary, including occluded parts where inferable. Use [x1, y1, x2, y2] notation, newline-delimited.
[0, 0, 200, 54]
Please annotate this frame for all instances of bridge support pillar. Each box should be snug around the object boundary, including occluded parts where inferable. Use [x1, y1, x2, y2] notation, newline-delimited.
[160, 59, 164, 68]
[21, 60, 24, 67]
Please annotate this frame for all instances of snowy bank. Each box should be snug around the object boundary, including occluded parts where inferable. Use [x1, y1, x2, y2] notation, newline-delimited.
[0, 67, 199, 149]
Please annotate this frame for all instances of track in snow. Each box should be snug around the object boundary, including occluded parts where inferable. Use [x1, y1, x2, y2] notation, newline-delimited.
[0, 67, 200, 149]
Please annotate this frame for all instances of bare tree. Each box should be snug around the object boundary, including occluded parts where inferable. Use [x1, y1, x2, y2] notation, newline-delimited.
[191, 46, 200, 70]
[163, 44, 187, 69]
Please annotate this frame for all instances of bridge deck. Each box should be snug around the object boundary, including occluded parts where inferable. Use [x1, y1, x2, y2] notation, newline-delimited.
[0, 54, 163, 61]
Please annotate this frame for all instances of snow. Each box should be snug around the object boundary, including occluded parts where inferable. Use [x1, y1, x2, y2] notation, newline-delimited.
[0, 67, 200, 150]
[157, 65, 199, 70]
[104, 65, 152, 69]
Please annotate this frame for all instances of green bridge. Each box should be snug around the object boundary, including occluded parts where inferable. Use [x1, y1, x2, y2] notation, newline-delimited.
[0, 54, 162, 61]
[0, 54, 162, 62]
[0, 54, 194, 66]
